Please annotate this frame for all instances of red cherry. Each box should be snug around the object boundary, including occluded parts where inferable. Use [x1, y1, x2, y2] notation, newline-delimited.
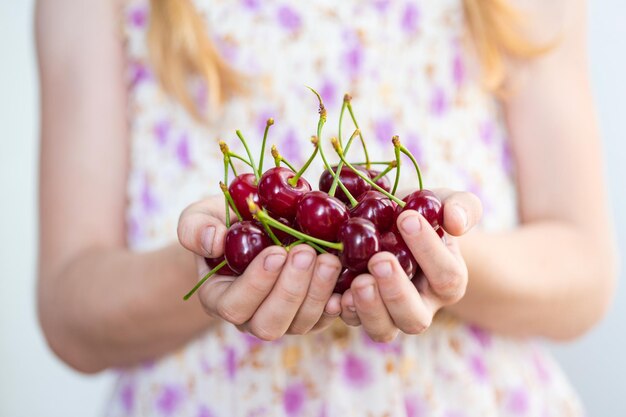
[296, 191, 350, 241]
[350, 191, 396, 232]
[224, 221, 272, 275]
[255, 217, 297, 245]
[399, 189, 443, 229]
[367, 169, 391, 193]
[380, 231, 420, 279]
[319, 165, 371, 204]
[204, 256, 236, 276]
[333, 269, 358, 294]
[228, 173, 259, 221]
[258, 167, 312, 220]
[337, 218, 381, 272]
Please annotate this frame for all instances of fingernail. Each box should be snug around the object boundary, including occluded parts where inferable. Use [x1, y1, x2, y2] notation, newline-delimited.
[372, 261, 393, 279]
[201, 227, 215, 255]
[318, 263, 338, 281]
[454, 204, 468, 230]
[264, 253, 286, 272]
[358, 285, 376, 302]
[293, 251, 315, 270]
[401, 215, 422, 235]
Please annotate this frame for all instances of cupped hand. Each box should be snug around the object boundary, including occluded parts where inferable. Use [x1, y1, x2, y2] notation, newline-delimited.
[340, 189, 482, 342]
[178, 196, 343, 340]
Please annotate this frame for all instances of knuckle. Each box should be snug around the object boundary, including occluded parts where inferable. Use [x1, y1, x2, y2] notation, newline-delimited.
[216, 301, 247, 326]
[381, 287, 408, 304]
[276, 284, 306, 305]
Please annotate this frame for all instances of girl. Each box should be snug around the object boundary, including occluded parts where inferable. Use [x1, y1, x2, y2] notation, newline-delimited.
[36, 0, 616, 416]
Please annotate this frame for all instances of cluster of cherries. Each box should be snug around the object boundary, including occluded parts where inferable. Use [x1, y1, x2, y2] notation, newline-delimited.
[184, 90, 444, 300]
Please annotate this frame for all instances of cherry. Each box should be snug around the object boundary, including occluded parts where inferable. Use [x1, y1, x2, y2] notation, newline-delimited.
[350, 191, 396, 232]
[224, 221, 272, 275]
[398, 189, 443, 229]
[319, 165, 371, 204]
[333, 269, 358, 294]
[296, 191, 350, 241]
[367, 169, 391, 193]
[204, 256, 236, 276]
[255, 217, 297, 245]
[337, 218, 381, 272]
[258, 167, 311, 220]
[228, 173, 259, 221]
[380, 231, 419, 279]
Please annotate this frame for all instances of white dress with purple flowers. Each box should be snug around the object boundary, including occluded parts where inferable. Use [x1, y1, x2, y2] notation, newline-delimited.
[107, 0, 584, 416]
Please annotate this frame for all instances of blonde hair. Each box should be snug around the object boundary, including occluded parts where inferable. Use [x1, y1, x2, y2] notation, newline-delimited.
[147, 0, 542, 120]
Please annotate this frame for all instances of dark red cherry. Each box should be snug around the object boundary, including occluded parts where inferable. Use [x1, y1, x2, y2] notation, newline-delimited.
[296, 191, 350, 241]
[398, 189, 443, 229]
[204, 256, 236, 276]
[258, 167, 312, 220]
[350, 191, 396, 232]
[224, 221, 272, 275]
[319, 165, 371, 204]
[337, 218, 381, 273]
[333, 269, 358, 294]
[380, 231, 420, 279]
[228, 173, 259, 221]
[367, 169, 391, 193]
[255, 217, 297, 245]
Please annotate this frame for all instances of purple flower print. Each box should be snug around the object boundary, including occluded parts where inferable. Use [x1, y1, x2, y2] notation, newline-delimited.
[277, 6, 302, 32]
[373, 0, 391, 13]
[130, 62, 150, 89]
[506, 387, 530, 415]
[225, 346, 237, 380]
[241, 0, 260, 11]
[127, 215, 142, 244]
[343, 44, 364, 78]
[176, 134, 192, 168]
[120, 383, 135, 413]
[452, 49, 465, 89]
[532, 351, 551, 383]
[128, 6, 147, 28]
[281, 129, 302, 165]
[319, 79, 337, 108]
[404, 394, 426, 417]
[444, 411, 467, 417]
[283, 382, 307, 417]
[154, 119, 171, 146]
[404, 133, 424, 167]
[373, 117, 395, 146]
[362, 331, 401, 354]
[479, 121, 495, 147]
[468, 354, 488, 382]
[430, 87, 448, 116]
[501, 140, 514, 174]
[342, 353, 372, 388]
[197, 405, 217, 417]
[467, 324, 492, 349]
[401, 3, 420, 33]
[141, 177, 158, 214]
[155, 385, 185, 416]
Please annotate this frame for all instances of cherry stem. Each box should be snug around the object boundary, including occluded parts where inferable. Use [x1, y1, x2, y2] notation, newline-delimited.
[392, 137, 402, 196]
[286, 239, 328, 254]
[318, 136, 358, 208]
[327, 129, 359, 197]
[219, 140, 252, 175]
[223, 158, 231, 228]
[372, 160, 397, 182]
[393, 136, 423, 190]
[271, 145, 297, 172]
[256, 210, 283, 246]
[228, 153, 251, 171]
[220, 182, 243, 221]
[354, 161, 394, 166]
[307, 86, 327, 139]
[183, 259, 227, 300]
[235, 130, 259, 181]
[346, 100, 371, 169]
[258, 118, 274, 177]
[249, 198, 343, 251]
[338, 94, 349, 147]
[288, 136, 319, 187]
[331, 138, 405, 207]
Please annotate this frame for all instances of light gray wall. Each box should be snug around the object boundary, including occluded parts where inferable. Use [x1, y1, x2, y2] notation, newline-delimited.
[1, 1, 624, 416]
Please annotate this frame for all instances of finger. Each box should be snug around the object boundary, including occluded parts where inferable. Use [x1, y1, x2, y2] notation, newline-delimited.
[309, 293, 343, 333]
[432, 189, 482, 236]
[368, 252, 433, 334]
[397, 211, 468, 304]
[206, 246, 287, 324]
[248, 245, 317, 341]
[288, 254, 342, 335]
[178, 196, 235, 257]
[351, 274, 399, 343]
[340, 289, 361, 327]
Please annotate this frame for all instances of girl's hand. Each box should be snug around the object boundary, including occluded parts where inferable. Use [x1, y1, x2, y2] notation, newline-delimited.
[340, 190, 482, 342]
[178, 196, 343, 340]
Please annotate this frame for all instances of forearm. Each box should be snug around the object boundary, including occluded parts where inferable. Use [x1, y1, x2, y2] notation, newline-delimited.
[38, 243, 213, 373]
[449, 221, 617, 340]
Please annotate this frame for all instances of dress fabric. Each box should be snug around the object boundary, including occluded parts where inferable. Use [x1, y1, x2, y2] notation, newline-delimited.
[106, 0, 585, 416]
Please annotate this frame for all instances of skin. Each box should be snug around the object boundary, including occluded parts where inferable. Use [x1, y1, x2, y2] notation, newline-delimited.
[37, 0, 617, 373]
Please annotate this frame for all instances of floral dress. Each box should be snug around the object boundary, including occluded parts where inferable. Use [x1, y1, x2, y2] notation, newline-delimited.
[106, 0, 585, 416]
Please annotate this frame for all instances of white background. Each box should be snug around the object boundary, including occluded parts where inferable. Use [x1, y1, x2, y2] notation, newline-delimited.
[1, 1, 624, 416]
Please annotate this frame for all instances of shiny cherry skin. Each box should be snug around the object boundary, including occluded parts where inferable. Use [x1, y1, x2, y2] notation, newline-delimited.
[367, 169, 391, 193]
[224, 221, 272, 275]
[228, 173, 259, 221]
[319, 165, 371, 204]
[204, 255, 236, 276]
[337, 217, 381, 273]
[258, 167, 312, 220]
[296, 191, 350, 241]
[333, 269, 358, 294]
[350, 191, 396, 232]
[397, 189, 443, 229]
[380, 231, 420, 279]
